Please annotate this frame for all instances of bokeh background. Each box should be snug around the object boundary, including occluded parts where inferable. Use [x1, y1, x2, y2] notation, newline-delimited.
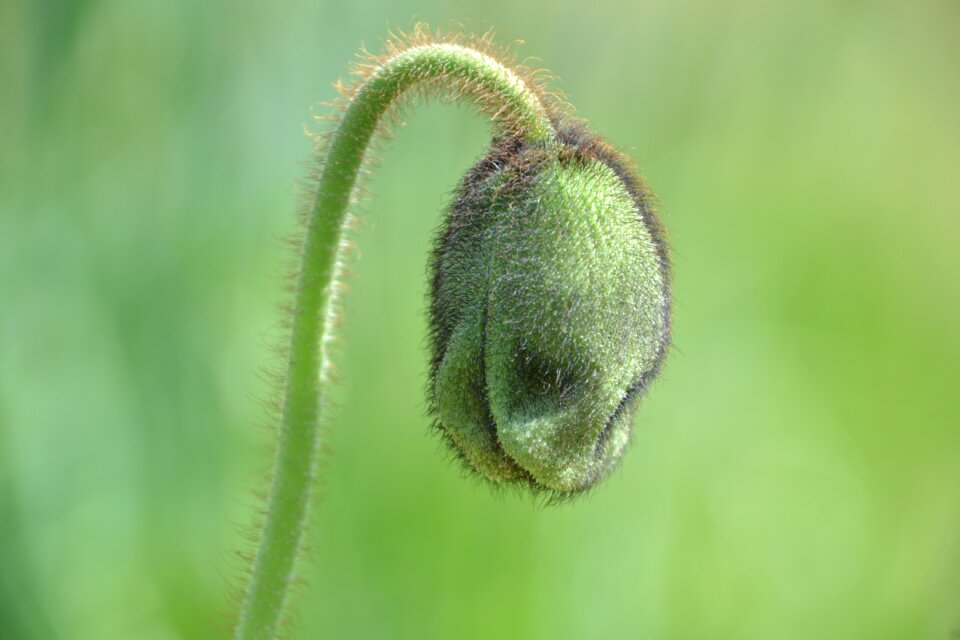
[2, 0, 959, 638]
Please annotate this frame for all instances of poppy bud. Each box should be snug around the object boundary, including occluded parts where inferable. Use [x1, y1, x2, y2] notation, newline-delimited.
[428, 124, 671, 494]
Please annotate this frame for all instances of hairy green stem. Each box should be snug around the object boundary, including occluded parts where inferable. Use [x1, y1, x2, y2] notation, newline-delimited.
[234, 43, 557, 640]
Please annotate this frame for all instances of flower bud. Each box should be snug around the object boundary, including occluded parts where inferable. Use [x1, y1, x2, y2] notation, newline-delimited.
[428, 124, 671, 494]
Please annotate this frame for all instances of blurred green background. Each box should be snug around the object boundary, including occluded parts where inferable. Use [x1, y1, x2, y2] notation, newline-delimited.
[2, 0, 959, 638]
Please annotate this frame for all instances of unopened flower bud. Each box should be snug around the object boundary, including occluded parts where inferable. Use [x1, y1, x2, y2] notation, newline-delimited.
[429, 124, 671, 494]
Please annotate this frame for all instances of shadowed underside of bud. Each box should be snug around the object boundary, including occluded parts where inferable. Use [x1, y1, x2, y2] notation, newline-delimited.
[428, 123, 671, 495]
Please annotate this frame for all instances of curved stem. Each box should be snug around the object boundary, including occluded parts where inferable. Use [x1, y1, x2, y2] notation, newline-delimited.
[234, 42, 557, 640]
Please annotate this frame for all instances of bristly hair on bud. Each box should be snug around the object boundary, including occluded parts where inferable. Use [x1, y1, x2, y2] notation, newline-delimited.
[428, 120, 671, 498]
[234, 25, 672, 640]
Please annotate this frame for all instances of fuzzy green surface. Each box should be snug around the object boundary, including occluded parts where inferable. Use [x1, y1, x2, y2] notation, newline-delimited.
[432, 145, 668, 492]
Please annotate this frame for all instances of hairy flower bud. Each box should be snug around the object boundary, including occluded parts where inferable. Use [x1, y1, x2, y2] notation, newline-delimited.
[428, 124, 671, 494]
